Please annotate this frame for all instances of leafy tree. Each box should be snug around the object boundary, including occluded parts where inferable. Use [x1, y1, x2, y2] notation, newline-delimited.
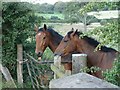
[36, 3, 54, 14]
[64, 1, 118, 30]
[54, 1, 67, 13]
[64, 2, 87, 20]
[85, 19, 118, 51]
[79, 2, 118, 14]
[2, 2, 40, 79]
[64, 2, 94, 30]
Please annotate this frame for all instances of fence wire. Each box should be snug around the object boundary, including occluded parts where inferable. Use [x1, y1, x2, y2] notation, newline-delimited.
[23, 51, 54, 89]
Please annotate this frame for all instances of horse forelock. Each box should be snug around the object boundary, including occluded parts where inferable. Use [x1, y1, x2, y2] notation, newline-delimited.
[67, 30, 83, 38]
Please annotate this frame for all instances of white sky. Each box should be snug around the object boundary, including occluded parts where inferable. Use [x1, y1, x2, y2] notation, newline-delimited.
[21, 0, 72, 4]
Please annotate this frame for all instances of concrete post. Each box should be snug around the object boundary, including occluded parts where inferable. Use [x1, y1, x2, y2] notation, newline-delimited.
[72, 54, 87, 74]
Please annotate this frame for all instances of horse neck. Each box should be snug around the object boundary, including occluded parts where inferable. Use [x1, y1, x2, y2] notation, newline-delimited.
[48, 35, 63, 53]
[76, 39, 95, 54]
[48, 41, 58, 53]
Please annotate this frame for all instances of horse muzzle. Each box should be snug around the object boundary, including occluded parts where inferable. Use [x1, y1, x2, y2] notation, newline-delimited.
[37, 51, 43, 57]
[54, 52, 63, 56]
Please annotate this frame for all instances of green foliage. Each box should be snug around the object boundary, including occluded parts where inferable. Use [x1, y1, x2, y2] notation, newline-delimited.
[83, 19, 119, 86]
[50, 16, 60, 20]
[42, 48, 54, 60]
[35, 13, 64, 23]
[37, 3, 54, 14]
[64, 2, 100, 24]
[86, 19, 118, 50]
[64, 2, 87, 22]
[79, 2, 118, 14]
[65, 2, 118, 24]
[2, 2, 40, 79]
[54, 1, 67, 13]
[103, 56, 120, 86]
[100, 19, 107, 25]
[80, 66, 101, 73]
[27, 2, 67, 14]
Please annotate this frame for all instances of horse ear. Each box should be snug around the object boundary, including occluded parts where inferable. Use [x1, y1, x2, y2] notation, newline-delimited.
[34, 24, 39, 32]
[44, 24, 47, 31]
[72, 29, 78, 36]
[71, 28, 74, 31]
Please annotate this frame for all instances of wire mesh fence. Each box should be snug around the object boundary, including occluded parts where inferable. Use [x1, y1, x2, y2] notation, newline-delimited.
[23, 51, 54, 89]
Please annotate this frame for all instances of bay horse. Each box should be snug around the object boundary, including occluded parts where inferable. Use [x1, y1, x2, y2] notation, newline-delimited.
[54, 29, 119, 79]
[35, 24, 72, 70]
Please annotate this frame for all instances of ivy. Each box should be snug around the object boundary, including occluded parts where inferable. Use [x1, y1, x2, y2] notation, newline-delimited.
[2, 2, 41, 79]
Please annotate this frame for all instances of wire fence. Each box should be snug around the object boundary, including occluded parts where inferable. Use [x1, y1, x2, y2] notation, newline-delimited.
[23, 51, 54, 89]
[21, 51, 72, 89]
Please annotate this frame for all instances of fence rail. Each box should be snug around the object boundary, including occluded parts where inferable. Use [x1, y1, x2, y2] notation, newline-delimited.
[24, 51, 72, 64]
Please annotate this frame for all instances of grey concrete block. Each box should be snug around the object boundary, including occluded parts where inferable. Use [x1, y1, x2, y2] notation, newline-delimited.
[49, 73, 119, 88]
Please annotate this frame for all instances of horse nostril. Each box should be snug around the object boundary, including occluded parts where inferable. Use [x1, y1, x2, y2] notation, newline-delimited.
[54, 53, 62, 56]
[59, 53, 62, 56]
[54, 53, 57, 56]
[37, 52, 43, 57]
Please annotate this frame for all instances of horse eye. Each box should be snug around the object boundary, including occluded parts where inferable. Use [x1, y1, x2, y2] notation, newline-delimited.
[64, 40, 68, 42]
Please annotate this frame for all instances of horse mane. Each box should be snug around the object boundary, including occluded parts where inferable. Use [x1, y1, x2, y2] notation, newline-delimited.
[83, 36, 116, 52]
[38, 28, 63, 45]
[67, 30, 116, 52]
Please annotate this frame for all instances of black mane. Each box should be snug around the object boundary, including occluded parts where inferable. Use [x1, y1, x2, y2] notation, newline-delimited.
[38, 28, 63, 45]
[83, 36, 116, 52]
[67, 30, 116, 52]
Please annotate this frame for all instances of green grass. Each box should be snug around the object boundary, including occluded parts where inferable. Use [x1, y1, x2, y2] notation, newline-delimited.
[35, 13, 64, 20]
[42, 47, 54, 60]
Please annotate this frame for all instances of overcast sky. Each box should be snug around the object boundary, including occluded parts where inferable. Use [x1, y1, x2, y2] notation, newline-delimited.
[21, 0, 72, 4]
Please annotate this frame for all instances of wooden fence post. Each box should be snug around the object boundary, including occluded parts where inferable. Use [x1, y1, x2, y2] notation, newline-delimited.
[72, 54, 87, 74]
[17, 44, 23, 87]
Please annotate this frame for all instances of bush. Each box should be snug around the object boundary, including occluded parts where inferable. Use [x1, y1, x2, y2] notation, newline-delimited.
[86, 20, 118, 50]
[100, 19, 107, 25]
[103, 56, 120, 86]
[50, 16, 60, 20]
[2, 2, 40, 80]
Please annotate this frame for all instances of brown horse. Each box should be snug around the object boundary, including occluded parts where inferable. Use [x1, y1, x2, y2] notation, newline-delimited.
[35, 24, 72, 70]
[54, 29, 119, 78]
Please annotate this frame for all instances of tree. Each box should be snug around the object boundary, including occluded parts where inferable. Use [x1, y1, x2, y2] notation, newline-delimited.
[2, 2, 40, 79]
[64, 2, 92, 30]
[79, 2, 118, 14]
[54, 1, 67, 13]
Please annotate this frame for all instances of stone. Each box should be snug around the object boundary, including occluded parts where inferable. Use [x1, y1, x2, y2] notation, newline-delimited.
[49, 73, 119, 88]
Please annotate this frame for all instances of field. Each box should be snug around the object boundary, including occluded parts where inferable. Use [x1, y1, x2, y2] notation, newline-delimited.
[41, 23, 101, 36]
[35, 13, 64, 20]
